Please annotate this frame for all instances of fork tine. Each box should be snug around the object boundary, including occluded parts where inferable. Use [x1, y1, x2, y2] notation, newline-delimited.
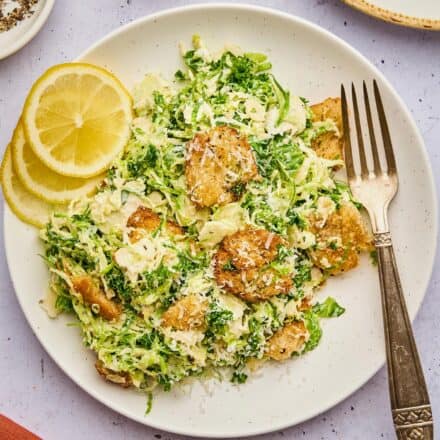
[373, 80, 397, 174]
[351, 83, 369, 178]
[363, 81, 382, 176]
[340, 84, 356, 180]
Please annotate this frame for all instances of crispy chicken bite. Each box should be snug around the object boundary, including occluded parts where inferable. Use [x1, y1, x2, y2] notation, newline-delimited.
[72, 276, 121, 320]
[95, 360, 132, 388]
[310, 97, 343, 161]
[161, 294, 207, 331]
[214, 229, 293, 303]
[309, 202, 372, 275]
[185, 126, 259, 208]
[126, 206, 183, 243]
[127, 205, 161, 230]
[267, 321, 308, 360]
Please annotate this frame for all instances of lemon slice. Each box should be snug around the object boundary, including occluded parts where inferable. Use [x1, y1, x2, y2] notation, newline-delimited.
[22, 63, 133, 178]
[11, 121, 105, 203]
[1, 146, 59, 228]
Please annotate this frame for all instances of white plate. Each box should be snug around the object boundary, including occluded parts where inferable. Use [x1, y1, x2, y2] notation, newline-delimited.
[343, 0, 440, 30]
[3, 4, 438, 438]
[0, 0, 55, 60]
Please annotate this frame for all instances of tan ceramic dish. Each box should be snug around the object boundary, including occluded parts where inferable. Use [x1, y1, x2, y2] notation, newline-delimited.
[343, 0, 440, 30]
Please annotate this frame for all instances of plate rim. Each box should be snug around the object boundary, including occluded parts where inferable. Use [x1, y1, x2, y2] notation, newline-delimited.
[3, 3, 439, 438]
[343, 0, 440, 30]
[0, 0, 56, 60]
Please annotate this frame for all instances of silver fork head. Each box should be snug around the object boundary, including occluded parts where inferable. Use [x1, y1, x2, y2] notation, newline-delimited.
[340, 81, 399, 233]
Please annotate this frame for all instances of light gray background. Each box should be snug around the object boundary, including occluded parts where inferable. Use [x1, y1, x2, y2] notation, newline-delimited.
[0, 1, 439, 439]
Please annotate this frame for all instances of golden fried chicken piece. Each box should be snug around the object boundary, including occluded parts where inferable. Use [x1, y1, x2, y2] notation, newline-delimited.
[221, 228, 283, 269]
[185, 126, 259, 208]
[309, 202, 372, 275]
[310, 97, 343, 161]
[161, 294, 207, 331]
[214, 229, 293, 303]
[95, 360, 132, 388]
[72, 276, 121, 320]
[165, 221, 185, 236]
[127, 205, 161, 230]
[267, 321, 308, 361]
[311, 97, 343, 132]
[126, 206, 183, 243]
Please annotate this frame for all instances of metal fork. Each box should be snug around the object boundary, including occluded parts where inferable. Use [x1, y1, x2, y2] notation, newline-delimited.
[341, 81, 433, 440]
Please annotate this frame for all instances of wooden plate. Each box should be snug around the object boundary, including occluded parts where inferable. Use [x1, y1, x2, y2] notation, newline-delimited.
[343, 0, 440, 30]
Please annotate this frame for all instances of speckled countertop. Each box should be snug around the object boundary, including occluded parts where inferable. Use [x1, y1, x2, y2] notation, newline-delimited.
[0, 1, 439, 439]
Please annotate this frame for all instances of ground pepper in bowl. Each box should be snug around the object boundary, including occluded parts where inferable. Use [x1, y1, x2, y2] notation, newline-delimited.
[0, 0, 39, 33]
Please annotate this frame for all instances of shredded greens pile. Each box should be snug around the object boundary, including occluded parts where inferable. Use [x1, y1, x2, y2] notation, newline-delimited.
[41, 36, 357, 399]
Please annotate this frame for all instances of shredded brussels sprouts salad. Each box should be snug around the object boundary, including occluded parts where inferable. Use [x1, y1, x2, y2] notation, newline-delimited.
[40, 36, 372, 403]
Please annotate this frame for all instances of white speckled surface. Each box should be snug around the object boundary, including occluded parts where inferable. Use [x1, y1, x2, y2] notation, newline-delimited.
[0, 1, 439, 439]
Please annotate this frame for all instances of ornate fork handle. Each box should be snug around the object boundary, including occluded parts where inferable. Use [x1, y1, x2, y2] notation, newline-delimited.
[375, 232, 433, 440]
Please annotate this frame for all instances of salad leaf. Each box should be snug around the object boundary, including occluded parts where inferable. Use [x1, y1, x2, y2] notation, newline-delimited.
[313, 297, 345, 318]
[303, 311, 322, 352]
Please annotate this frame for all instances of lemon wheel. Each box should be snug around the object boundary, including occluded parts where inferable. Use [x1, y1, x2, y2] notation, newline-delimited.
[1, 146, 59, 228]
[11, 121, 105, 203]
[22, 63, 133, 178]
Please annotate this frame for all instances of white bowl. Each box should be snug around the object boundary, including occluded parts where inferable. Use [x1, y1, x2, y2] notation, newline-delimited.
[4, 3, 437, 438]
[0, 0, 55, 60]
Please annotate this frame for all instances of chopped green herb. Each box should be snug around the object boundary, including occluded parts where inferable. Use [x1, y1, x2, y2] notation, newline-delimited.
[222, 259, 236, 271]
[231, 371, 248, 384]
[206, 302, 233, 334]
